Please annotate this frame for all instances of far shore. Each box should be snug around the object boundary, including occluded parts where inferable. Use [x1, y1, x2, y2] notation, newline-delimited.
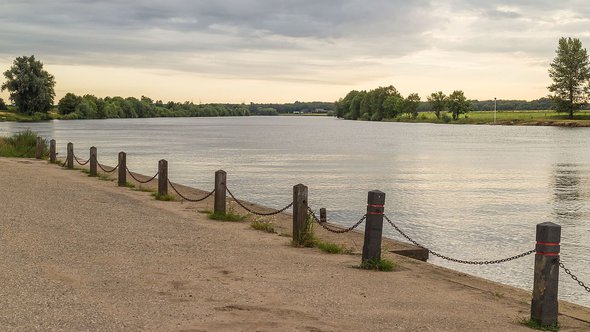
[1, 156, 589, 331]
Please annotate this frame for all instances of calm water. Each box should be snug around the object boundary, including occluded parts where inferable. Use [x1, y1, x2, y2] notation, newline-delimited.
[1, 117, 589, 307]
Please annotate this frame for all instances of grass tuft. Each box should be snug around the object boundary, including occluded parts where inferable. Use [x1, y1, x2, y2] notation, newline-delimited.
[360, 258, 396, 272]
[292, 215, 317, 248]
[124, 182, 135, 188]
[152, 192, 175, 201]
[132, 186, 154, 193]
[520, 319, 559, 332]
[316, 241, 345, 254]
[250, 218, 276, 233]
[0, 130, 47, 158]
[208, 210, 246, 222]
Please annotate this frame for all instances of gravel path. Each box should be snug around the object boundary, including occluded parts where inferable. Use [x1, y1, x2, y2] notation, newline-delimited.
[1, 157, 588, 331]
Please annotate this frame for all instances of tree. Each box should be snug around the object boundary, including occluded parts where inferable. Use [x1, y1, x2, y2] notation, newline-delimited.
[548, 37, 590, 119]
[447, 90, 471, 120]
[58, 93, 81, 115]
[427, 91, 447, 119]
[402, 93, 421, 119]
[0, 97, 7, 110]
[1, 55, 55, 115]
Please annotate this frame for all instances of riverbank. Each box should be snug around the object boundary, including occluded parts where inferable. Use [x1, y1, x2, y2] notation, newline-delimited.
[1, 157, 589, 331]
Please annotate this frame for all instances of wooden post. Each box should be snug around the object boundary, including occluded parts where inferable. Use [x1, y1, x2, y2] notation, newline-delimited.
[118, 152, 126, 187]
[362, 190, 386, 263]
[158, 159, 168, 197]
[320, 208, 327, 223]
[292, 184, 308, 245]
[89, 147, 97, 177]
[35, 136, 43, 159]
[49, 139, 56, 163]
[531, 222, 561, 327]
[67, 142, 74, 169]
[214, 170, 226, 214]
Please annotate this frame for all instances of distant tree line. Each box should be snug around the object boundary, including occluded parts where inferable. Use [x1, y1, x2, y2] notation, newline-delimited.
[249, 101, 335, 115]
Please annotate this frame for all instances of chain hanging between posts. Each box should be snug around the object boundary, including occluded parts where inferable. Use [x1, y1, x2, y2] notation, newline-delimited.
[97, 162, 119, 174]
[383, 214, 535, 265]
[60, 159, 68, 168]
[168, 179, 215, 202]
[225, 186, 292, 216]
[73, 154, 90, 166]
[308, 207, 366, 234]
[126, 167, 159, 184]
[559, 260, 590, 293]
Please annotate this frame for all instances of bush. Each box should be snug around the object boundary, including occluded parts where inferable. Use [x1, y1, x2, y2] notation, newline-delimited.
[441, 113, 452, 123]
[0, 130, 47, 158]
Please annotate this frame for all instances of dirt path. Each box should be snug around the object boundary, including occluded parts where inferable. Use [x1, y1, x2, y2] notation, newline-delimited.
[1, 157, 589, 331]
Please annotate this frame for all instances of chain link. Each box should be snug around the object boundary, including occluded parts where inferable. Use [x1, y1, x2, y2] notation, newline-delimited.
[168, 179, 215, 202]
[126, 167, 159, 184]
[97, 162, 119, 174]
[73, 154, 90, 166]
[559, 260, 590, 293]
[308, 207, 366, 233]
[60, 159, 68, 168]
[383, 214, 535, 265]
[225, 186, 292, 216]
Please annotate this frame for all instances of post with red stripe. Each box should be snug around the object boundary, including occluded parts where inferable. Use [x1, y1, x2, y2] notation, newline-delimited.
[531, 222, 561, 327]
[362, 190, 386, 263]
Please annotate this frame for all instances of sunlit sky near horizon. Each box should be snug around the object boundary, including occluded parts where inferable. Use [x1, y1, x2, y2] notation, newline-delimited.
[1, 0, 589, 103]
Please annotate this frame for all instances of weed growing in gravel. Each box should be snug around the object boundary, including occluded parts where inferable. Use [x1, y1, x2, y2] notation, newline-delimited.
[250, 218, 275, 233]
[208, 210, 246, 222]
[292, 215, 317, 248]
[360, 258, 396, 272]
[316, 241, 346, 254]
[124, 182, 135, 188]
[152, 192, 175, 201]
[520, 319, 559, 332]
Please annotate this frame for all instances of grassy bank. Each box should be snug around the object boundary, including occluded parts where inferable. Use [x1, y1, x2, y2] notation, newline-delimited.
[387, 110, 590, 126]
[0, 130, 47, 158]
[0, 109, 60, 122]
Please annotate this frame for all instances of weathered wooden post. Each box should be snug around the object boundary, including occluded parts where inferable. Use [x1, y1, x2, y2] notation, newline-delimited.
[35, 136, 43, 159]
[292, 184, 309, 245]
[49, 139, 56, 163]
[214, 170, 227, 214]
[89, 147, 97, 177]
[362, 190, 386, 263]
[118, 152, 126, 187]
[320, 208, 327, 223]
[67, 142, 74, 169]
[531, 222, 561, 327]
[158, 159, 168, 197]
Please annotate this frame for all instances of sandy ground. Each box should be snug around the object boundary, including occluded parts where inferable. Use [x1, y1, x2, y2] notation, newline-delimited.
[1, 157, 589, 332]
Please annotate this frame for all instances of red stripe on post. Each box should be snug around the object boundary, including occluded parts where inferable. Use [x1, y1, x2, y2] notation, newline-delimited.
[537, 242, 559, 246]
[367, 204, 384, 208]
[535, 252, 559, 256]
[367, 212, 383, 215]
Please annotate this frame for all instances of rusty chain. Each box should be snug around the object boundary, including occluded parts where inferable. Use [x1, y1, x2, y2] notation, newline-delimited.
[73, 154, 90, 166]
[126, 167, 159, 184]
[308, 207, 366, 233]
[97, 162, 119, 173]
[559, 260, 590, 293]
[168, 179, 215, 202]
[225, 186, 292, 216]
[383, 214, 535, 265]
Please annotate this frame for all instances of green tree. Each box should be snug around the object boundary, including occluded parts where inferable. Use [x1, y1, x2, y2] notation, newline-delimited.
[447, 90, 471, 120]
[0, 97, 7, 110]
[427, 91, 447, 119]
[58, 93, 81, 115]
[1, 55, 56, 115]
[402, 93, 421, 119]
[548, 37, 590, 119]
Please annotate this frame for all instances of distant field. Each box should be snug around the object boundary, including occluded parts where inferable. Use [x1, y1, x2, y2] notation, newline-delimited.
[391, 110, 590, 126]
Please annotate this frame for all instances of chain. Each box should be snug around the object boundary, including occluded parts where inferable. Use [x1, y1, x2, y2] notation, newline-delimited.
[225, 186, 293, 216]
[168, 179, 215, 202]
[97, 162, 119, 173]
[559, 260, 590, 293]
[60, 159, 68, 167]
[73, 154, 90, 166]
[308, 207, 366, 233]
[383, 214, 535, 265]
[126, 167, 159, 184]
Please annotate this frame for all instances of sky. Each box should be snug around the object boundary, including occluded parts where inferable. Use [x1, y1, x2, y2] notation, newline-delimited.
[1, 0, 589, 104]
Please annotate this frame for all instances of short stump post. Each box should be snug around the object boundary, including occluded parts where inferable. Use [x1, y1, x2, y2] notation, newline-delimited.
[362, 190, 386, 263]
[214, 170, 226, 215]
[67, 142, 74, 169]
[89, 147, 97, 177]
[320, 208, 327, 223]
[292, 184, 308, 245]
[35, 136, 43, 159]
[118, 152, 126, 187]
[531, 222, 561, 327]
[158, 159, 168, 197]
[49, 139, 56, 163]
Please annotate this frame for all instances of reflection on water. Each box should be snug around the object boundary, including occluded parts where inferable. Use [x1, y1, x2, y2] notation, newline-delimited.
[1, 117, 589, 307]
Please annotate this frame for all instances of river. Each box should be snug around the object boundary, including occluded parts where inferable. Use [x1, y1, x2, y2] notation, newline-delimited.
[1, 116, 589, 307]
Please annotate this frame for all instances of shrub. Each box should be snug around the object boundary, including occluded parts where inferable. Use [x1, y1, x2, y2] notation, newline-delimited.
[0, 130, 47, 158]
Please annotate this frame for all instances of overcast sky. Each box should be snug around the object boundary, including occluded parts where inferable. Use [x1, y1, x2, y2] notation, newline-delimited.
[1, 0, 589, 103]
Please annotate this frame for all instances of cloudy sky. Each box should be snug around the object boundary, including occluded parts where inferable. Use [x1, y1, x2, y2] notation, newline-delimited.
[1, 0, 589, 103]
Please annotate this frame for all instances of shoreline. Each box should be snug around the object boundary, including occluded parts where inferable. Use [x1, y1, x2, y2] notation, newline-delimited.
[1, 157, 589, 330]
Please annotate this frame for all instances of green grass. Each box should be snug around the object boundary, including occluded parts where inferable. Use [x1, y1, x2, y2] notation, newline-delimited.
[124, 182, 135, 188]
[520, 319, 559, 331]
[316, 241, 346, 254]
[360, 258, 396, 272]
[0, 130, 47, 158]
[132, 186, 154, 193]
[152, 192, 175, 201]
[250, 219, 276, 233]
[292, 215, 317, 248]
[208, 210, 246, 222]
